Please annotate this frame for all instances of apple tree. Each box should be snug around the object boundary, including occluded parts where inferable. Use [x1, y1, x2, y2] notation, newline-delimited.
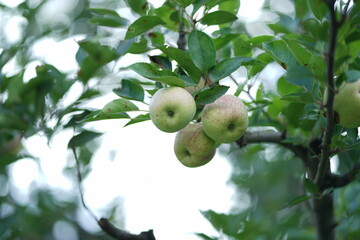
[1, 0, 360, 239]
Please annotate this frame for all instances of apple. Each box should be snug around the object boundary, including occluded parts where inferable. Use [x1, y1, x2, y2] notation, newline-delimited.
[149, 87, 196, 132]
[201, 94, 248, 143]
[333, 79, 360, 128]
[174, 122, 216, 167]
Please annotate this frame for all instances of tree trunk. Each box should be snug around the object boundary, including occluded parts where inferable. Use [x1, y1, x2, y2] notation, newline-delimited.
[313, 193, 335, 240]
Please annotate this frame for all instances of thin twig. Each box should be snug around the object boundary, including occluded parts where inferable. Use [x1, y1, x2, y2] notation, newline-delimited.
[72, 147, 156, 240]
[72, 147, 98, 222]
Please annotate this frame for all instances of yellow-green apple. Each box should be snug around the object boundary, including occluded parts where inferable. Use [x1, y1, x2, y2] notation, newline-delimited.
[202, 94, 248, 143]
[149, 87, 196, 132]
[333, 79, 360, 128]
[174, 123, 216, 167]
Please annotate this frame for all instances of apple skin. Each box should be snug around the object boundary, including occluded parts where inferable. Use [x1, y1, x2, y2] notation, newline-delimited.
[201, 94, 248, 143]
[174, 123, 216, 167]
[334, 79, 360, 128]
[149, 87, 196, 133]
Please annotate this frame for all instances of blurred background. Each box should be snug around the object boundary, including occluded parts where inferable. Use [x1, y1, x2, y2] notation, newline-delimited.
[1, 0, 359, 240]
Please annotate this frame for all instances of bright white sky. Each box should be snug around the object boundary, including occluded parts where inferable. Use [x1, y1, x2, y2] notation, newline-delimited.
[1, 0, 268, 239]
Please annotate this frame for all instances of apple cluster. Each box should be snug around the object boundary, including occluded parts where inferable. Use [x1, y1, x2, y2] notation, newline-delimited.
[149, 87, 248, 168]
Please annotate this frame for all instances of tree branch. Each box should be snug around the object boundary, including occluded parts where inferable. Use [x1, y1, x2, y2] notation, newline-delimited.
[98, 218, 156, 240]
[177, 8, 186, 51]
[322, 162, 360, 189]
[314, 0, 338, 187]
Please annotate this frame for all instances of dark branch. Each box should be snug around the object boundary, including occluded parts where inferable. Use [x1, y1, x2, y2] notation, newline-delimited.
[98, 218, 156, 240]
[315, 0, 338, 187]
[236, 130, 311, 161]
[322, 162, 360, 189]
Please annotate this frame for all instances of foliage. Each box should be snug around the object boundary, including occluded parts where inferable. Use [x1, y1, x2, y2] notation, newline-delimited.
[1, 0, 360, 239]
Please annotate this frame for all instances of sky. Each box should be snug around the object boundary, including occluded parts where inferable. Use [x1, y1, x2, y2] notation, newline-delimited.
[1, 0, 270, 239]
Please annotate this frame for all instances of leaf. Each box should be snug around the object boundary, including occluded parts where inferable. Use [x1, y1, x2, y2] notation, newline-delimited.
[219, 0, 240, 15]
[263, 40, 299, 69]
[306, 0, 328, 21]
[174, 0, 194, 7]
[286, 66, 313, 91]
[233, 36, 252, 57]
[82, 99, 139, 122]
[195, 233, 219, 240]
[128, 62, 184, 87]
[304, 178, 319, 194]
[346, 70, 360, 83]
[200, 10, 238, 25]
[201, 210, 247, 237]
[157, 45, 202, 83]
[89, 8, 129, 27]
[209, 57, 254, 83]
[125, 0, 148, 15]
[113, 79, 145, 101]
[188, 30, 216, 72]
[125, 16, 165, 39]
[149, 55, 172, 70]
[124, 113, 150, 127]
[68, 131, 102, 149]
[127, 36, 149, 54]
[195, 85, 229, 107]
[282, 195, 311, 208]
[280, 92, 313, 104]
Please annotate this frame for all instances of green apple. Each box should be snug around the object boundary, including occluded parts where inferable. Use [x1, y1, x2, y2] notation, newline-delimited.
[333, 79, 360, 128]
[202, 94, 248, 143]
[149, 87, 196, 132]
[174, 123, 216, 167]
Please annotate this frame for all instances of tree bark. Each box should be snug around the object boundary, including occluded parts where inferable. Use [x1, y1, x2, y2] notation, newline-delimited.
[313, 194, 335, 240]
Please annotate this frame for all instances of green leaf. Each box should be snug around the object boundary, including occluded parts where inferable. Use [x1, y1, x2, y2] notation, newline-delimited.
[219, 0, 240, 15]
[195, 233, 219, 240]
[125, 16, 165, 39]
[125, 0, 148, 15]
[195, 85, 229, 107]
[113, 79, 145, 101]
[280, 92, 313, 104]
[200, 10, 238, 25]
[174, 0, 194, 7]
[77, 41, 118, 82]
[209, 57, 254, 83]
[233, 36, 252, 57]
[127, 36, 149, 54]
[306, 0, 328, 21]
[157, 45, 201, 82]
[128, 62, 185, 87]
[248, 35, 274, 46]
[346, 70, 360, 83]
[201, 210, 247, 237]
[89, 8, 129, 27]
[67, 131, 102, 149]
[149, 55, 172, 70]
[286, 66, 313, 91]
[124, 113, 151, 127]
[188, 30, 216, 72]
[283, 195, 311, 208]
[82, 99, 139, 122]
[263, 40, 299, 69]
[304, 178, 319, 194]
